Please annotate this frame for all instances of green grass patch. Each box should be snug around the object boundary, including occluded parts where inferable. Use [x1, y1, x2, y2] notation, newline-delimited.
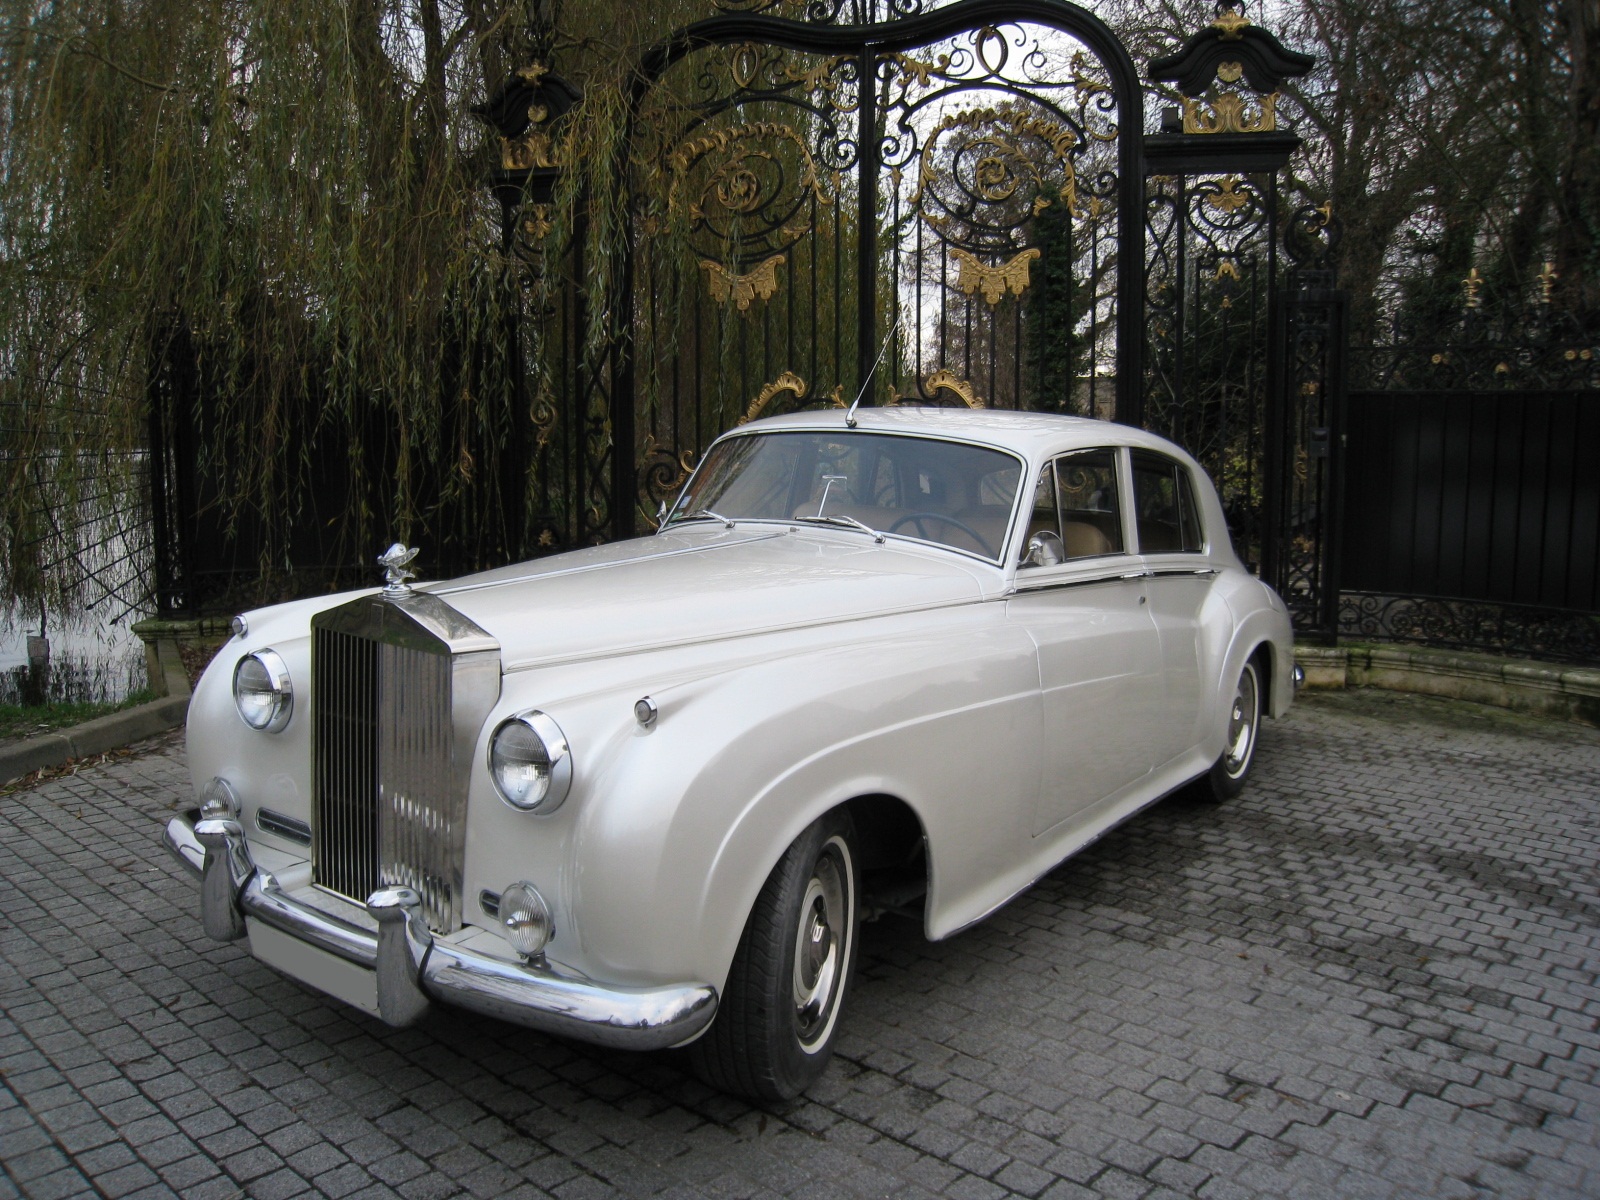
[0, 689, 156, 742]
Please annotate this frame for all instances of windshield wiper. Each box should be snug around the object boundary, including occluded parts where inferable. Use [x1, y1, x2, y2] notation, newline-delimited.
[793, 513, 886, 544]
[664, 507, 736, 529]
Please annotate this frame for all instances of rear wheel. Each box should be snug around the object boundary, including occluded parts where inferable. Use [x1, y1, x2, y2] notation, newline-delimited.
[690, 809, 859, 1103]
[1207, 656, 1262, 801]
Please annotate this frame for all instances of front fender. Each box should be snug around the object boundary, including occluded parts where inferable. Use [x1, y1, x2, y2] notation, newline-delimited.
[535, 605, 1040, 996]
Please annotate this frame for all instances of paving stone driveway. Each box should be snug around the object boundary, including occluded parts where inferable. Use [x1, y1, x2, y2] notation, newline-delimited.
[2, 690, 1598, 1200]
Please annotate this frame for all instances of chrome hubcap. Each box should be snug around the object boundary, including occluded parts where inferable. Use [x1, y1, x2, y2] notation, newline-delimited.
[1222, 665, 1259, 778]
[792, 839, 851, 1051]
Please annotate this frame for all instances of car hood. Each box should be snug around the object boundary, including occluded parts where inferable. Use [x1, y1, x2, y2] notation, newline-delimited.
[419, 525, 994, 671]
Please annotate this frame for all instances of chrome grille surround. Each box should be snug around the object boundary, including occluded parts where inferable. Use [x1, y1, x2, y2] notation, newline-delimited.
[311, 592, 500, 934]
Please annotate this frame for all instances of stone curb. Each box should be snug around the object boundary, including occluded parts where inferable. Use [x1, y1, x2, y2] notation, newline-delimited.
[0, 639, 190, 783]
[1296, 642, 1600, 726]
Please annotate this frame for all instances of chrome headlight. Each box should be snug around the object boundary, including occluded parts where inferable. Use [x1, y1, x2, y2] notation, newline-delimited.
[488, 710, 572, 813]
[233, 649, 293, 732]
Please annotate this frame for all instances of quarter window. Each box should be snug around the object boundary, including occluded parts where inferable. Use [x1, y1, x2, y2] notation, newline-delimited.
[1130, 451, 1204, 554]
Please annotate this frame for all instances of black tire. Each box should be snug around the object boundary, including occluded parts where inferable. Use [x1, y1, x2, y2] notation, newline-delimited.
[1207, 655, 1263, 801]
[690, 809, 859, 1103]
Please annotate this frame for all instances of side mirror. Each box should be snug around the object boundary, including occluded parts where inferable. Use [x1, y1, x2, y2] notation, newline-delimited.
[1023, 531, 1065, 568]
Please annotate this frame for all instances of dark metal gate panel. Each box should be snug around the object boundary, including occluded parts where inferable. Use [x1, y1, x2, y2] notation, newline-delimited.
[1343, 391, 1600, 612]
[1266, 231, 1346, 642]
[1143, 172, 1279, 570]
[624, 0, 1146, 531]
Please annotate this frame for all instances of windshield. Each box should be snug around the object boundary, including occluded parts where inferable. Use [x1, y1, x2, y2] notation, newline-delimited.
[669, 430, 1023, 563]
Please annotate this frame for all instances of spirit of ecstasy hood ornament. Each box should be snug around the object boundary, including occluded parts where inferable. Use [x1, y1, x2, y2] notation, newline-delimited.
[378, 543, 419, 594]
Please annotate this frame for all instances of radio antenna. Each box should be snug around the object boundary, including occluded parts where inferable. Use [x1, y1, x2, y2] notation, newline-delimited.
[845, 318, 899, 428]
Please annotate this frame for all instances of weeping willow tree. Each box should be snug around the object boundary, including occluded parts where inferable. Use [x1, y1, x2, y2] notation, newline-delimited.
[0, 0, 710, 616]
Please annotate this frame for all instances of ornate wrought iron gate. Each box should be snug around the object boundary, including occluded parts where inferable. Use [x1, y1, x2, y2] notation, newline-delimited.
[615, 0, 1145, 536]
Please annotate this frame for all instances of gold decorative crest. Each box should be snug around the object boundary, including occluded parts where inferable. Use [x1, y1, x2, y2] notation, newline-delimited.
[952, 247, 1041, 305]
[738, 371, 808, 424]
[523, 205, 553, 241]
[701, 254, 785, 310]
[1213, 8, 1251, 39]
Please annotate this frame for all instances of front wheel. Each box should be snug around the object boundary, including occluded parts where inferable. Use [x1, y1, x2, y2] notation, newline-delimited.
[689, 809, 859, 1103]
[1207, 656, 1263, 801]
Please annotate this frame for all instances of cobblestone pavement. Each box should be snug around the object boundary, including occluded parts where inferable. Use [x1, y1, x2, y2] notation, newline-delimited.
[3, 690, 1599, 1200]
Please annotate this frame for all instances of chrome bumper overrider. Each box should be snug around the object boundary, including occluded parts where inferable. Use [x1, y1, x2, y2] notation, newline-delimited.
[163, 810, 717, 1051]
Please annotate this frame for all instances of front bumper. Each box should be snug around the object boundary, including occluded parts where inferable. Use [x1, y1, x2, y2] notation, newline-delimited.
[163, 810, 717, 1051]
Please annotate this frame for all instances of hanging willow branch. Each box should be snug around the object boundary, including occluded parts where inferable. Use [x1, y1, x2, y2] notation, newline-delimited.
[0, 0, 706, 614]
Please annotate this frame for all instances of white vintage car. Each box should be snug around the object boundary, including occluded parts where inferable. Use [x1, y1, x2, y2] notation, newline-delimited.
[166, 407, 1297, 1101]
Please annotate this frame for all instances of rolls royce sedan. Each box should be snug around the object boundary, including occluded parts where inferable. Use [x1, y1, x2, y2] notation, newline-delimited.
[164, 406, 1297, 1101]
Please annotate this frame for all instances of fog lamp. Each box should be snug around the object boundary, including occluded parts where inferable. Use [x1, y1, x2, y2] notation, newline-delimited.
[199, 777, 241, 820]
[499, 881, 553, 958]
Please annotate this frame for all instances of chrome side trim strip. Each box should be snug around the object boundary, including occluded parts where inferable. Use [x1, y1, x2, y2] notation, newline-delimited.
[163, 812, 718, 1051]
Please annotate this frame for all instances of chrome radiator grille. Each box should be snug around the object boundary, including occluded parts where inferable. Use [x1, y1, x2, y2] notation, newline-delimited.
[311, 628, 381, 907]
[377, 643, 455, 927]
[310, 593, 500, 935]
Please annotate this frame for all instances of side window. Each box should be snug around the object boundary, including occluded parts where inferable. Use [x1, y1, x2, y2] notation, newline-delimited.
[1131, 451, 1205, 554]
[1055, 449, 1123, 558]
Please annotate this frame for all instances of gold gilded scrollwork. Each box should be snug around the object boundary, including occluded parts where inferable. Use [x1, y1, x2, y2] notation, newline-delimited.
[912, 106, 1082, 216]
[784, 54, 856, 112]
[739, 371, 808, 425]
[640, 434, 699, 529]
[951, 247, 1041, 305]
[530, 384, 558, 451]
[1182, 90, 1278, 134]
[1539, 261, 1557, 304]
[701, 254, 785, 310]
[1181, 59, 1279, 134]
[666, 122, 832, 215]
[1204, 176, 1251, 214]
[923, 370, 986, 409]
[729, 43, 762, 89]
[499, 70, 564, 171]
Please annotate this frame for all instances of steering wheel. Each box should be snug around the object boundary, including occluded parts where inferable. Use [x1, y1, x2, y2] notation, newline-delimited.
[886, 512, 995, 557]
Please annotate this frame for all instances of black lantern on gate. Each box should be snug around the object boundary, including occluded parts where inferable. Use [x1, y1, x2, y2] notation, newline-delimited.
[475, 62, 581, 259]
[1144, 0, 1314, 176]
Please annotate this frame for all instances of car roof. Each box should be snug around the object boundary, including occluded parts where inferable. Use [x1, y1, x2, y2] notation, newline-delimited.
[734, 405, 1193, 462]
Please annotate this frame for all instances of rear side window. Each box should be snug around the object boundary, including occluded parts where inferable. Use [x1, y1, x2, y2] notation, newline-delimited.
[1131, 451, 1204, 554]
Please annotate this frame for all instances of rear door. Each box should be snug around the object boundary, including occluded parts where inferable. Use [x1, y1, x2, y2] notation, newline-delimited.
[1130, 449, 1213, 766]
[1008, 448, 1164, 836]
